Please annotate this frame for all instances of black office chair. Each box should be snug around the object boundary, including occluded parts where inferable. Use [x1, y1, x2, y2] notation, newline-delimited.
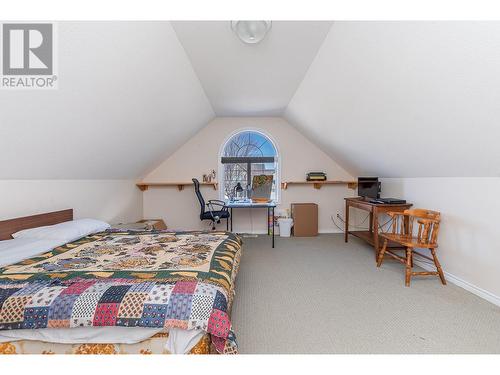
[192, 178, 230, 230]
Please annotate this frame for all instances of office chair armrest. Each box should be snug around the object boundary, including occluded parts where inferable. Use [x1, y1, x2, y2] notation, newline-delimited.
[207, 199, 226, 206]
[207, 200, 228, 211]
[206, 201, 227, 221]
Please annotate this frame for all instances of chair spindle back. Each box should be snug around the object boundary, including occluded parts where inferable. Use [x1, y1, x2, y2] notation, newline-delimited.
[389, 209, 441, 246]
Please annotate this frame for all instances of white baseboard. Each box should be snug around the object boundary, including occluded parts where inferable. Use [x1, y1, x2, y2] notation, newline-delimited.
[413, 260, 500, 307]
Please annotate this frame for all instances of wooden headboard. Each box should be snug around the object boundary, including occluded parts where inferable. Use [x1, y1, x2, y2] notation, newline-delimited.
[0, 209, 73, 240]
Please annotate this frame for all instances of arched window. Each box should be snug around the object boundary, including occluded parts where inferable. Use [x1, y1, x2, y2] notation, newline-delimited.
[220, 130, 279, 202]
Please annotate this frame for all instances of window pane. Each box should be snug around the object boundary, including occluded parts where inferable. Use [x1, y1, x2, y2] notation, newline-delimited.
[224, 131, 276, 158]
[221, 130, 279, 202]
[223, 163, 247, 200]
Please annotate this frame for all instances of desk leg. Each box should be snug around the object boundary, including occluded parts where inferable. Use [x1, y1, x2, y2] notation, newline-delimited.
[226, 217, 229, 231]
[344, 202, 349, 242]
[373, 208, 379, 261]
[267, 207, 270, 236]
[272, 206, 275, 248]
[230, 208, 233, 232]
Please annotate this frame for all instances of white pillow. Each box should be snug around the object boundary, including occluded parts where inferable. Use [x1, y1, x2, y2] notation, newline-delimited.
[12, 218, 110, 243]
[0, 238, 66, 267]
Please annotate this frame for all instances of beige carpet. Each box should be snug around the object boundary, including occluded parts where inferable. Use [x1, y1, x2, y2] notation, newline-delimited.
[231, 234, 500, 353]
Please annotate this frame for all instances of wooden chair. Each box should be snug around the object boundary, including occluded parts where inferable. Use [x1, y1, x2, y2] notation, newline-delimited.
[377, 209, 445, 287]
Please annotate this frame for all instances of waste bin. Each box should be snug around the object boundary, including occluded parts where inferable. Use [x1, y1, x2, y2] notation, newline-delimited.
[278, 218, 293, 237]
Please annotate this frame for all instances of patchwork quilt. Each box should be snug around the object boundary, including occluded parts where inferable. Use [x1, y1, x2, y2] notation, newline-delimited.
[0, 230, 242, 354]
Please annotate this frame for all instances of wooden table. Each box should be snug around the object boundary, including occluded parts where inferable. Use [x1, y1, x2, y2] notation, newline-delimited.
[344, 197, 412, 260]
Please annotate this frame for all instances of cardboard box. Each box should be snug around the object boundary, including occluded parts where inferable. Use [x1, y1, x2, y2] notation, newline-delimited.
[291, 203, 318, 236]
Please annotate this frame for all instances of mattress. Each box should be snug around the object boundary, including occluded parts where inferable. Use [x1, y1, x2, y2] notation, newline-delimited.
[0, 326, 205, 354]
[0, 229, 242, 354]
[0, 330, 212, 354]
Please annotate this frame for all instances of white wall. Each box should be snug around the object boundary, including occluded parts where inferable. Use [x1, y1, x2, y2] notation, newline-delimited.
[142, 117, 357, 233]
[382, 177, 500, 305]
[0, 180, 142, 224]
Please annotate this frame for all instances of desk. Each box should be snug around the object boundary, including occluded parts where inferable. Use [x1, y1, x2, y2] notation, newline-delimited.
[344, 197, 412, 260]
[226, 201, 276, 248]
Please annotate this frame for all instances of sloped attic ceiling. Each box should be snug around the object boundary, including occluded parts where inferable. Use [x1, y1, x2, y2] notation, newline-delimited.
[0, 22, 214, 179]
[285, 21, 500, 178]
[172, 21, 332, 116]
[3, 21, 499, 180]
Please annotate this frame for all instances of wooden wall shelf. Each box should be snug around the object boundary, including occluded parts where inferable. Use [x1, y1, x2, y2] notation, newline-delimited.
[137, 180, 355, 191]
[281, 181, 358, 190]
[136, 182, 218, 191]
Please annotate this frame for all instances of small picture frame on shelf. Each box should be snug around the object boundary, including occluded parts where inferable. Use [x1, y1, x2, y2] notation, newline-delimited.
[202, 169, 216, 183]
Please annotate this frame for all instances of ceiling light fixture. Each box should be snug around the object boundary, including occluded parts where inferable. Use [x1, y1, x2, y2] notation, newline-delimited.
[231, 21, 272, 44]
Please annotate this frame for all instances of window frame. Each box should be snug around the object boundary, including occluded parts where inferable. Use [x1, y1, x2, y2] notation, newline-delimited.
[218, 128, 280, 203]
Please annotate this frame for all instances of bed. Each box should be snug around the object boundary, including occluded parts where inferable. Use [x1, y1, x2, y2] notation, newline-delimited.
[0, 209, 242, 355]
